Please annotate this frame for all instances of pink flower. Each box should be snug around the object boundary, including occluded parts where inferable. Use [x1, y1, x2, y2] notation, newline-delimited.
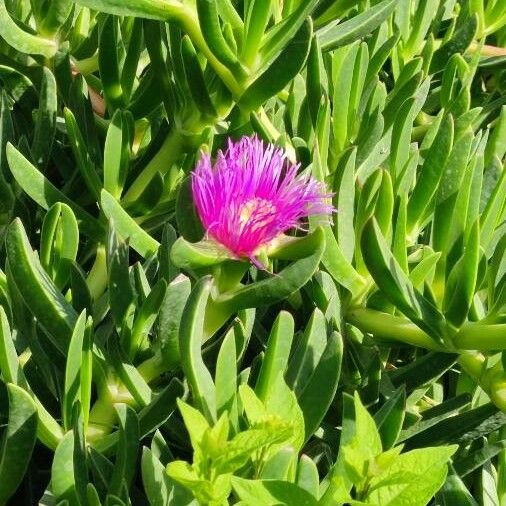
[191, 135, 334, 264]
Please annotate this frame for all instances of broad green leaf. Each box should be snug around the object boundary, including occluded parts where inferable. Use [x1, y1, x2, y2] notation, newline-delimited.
[334, 149, 356, 262]
[296, 455, 320, 499]
[129, 278, 167, 360]
[242, 0, 271, 66]
[443, 220, 480, 329]
[231, 477, 318, 506]
[171, 237, 233, 270]
[366, 446, 458, 505]
[39, 0, 72, 36]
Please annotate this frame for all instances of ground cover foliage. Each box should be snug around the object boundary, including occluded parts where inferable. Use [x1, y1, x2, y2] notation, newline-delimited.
[0, 0, 505, 504]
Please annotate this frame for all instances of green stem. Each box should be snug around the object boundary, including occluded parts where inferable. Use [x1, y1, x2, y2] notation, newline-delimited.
[453, 322, 506, 350]
[348, 308, 506, 352]
[87, 395, 117, 443]
[346, 308, 446, 351]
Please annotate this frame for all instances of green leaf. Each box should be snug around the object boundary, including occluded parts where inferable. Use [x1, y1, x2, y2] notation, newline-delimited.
[0, 0, 57, 57]
[63, 311, 87, 431]
[296, 455, 320, 499]
[101, 189, 160, 258]
[170, 237, 233, 270]
[286, 308, 328, 394]
[141, 447, 194, 506]
[0, 306, 23, 386]
[402, 403, 506, 448]
[366, 446, 458, 505]
[39, 0, 72, 36]
[51, 431, 80, 505]
[214, 227, 326, 312]
[196, 0, 239, 69]
[181, 36, 218, 119]
[443, 220, 480, 329]
[138, 378, 184, 437]
[259, 0, 318, 66]
[108, 404, 139, 496]
[341, 392, 383, 482]
[334, 148, 356, 263]
[436, 466, 479, 506]
[374, 386, 406, 449]
[99, 15, 125, 111]
[239, 19, 312, 112]
[215, 328, 238, 425]
[129, 278, 167, 360]
[255, 311, 294, 402]
[318, 225, 366, 296]
[361, 218, 446, 341]
[121, 18, 143, 101]
[454, 439, 506, 477]
[317, 0, 400, 52]
[31, 67, 57, 169]
[63, 107, 102, 201]
[242, 0, 272, 66]
[6, 218, 78, 351]
[40, 203, 80, 290]
[389, 352, 456, 393]
[179, 277, 217, 421]
[6, 143, 105, 242]
[0, 384, 38, 505]
[73, 0, 182, 20]
[231, 477, 319, 506]
[430, 14, 478, 73]
[104, 110, 132, 199]
[0, 309, 63, 450]
[407, 114, 454, 234]
[298, 331, 343, 441]
[156, 274, 191, 367]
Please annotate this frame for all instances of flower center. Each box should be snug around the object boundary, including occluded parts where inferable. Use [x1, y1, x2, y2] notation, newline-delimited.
[239, 198, 276, 227]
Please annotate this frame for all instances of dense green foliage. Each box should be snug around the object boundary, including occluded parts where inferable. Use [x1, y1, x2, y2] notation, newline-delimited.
[0, 0, 505, 504]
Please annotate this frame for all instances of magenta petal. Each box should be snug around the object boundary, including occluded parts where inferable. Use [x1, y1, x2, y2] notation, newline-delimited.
[191, 135, 334, 260]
